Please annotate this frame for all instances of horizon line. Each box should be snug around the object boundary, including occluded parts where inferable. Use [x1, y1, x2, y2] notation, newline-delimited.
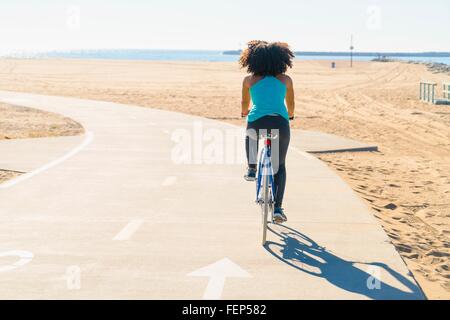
[1, 47, 450, 53]
[1, 48, 450, 54]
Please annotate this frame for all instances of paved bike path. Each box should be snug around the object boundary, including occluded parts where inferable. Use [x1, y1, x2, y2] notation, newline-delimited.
[0, 130, 376, 173]
[0, 91, 424, 299]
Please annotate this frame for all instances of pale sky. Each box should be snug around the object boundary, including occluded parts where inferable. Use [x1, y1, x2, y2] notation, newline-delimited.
[1, 0, 449, 53]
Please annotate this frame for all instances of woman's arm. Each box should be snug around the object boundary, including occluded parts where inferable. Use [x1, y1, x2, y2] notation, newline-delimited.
[285, 76, 295, 119]
[241, 76, 251, 117]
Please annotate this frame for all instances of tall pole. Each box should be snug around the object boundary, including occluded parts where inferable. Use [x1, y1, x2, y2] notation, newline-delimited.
[350, 34, 354, 68]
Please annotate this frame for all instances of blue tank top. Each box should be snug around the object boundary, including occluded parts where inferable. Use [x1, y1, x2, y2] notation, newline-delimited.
[247, 76, 289, 122]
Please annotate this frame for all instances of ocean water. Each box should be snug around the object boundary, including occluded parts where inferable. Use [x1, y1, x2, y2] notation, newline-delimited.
[2, 50, 239, 62]
[2, 49, 449, 65]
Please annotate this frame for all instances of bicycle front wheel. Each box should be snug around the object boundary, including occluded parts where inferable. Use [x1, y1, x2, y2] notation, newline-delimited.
[262, 173, 269, 246]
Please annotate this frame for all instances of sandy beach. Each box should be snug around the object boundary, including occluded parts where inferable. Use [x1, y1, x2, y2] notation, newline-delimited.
[0, 58, 448, 299]
[0, 102, 83, 140]
[0, 102, 84, 183]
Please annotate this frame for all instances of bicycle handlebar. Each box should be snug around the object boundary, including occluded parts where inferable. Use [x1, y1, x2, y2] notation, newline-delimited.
[260, 134, 279, 140]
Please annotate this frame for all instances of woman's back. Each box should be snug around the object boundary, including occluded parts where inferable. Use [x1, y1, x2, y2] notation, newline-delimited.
[247, 75, 290, 123]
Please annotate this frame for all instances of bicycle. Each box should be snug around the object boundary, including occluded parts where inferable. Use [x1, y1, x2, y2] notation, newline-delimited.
[243, 115, 294, 246]
[255, 129, 278, 246]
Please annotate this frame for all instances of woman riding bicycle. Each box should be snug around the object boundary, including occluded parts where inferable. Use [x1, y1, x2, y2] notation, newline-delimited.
[240, 40, 295, 223]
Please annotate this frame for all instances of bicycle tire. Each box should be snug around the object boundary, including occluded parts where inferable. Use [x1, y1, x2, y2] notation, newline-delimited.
[262, 172, 269, 246]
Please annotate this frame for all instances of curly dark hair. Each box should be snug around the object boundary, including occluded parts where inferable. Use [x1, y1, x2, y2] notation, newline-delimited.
[239, 40, 295, 76]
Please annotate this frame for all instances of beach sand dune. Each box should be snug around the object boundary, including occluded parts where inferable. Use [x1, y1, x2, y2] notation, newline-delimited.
[0, 102, 84, 140]
[0, 169, 20, 184]
[0, 102, 84, 183]
[0, 59, 448, 298]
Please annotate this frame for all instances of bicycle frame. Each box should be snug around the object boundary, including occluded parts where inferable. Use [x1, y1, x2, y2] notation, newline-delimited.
[255, 135, 276, 246]
[256, 138, 276, 202]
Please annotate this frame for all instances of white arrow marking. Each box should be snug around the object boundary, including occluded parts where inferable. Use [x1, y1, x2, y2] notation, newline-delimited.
[113, 219, 144, 241]
[188, 258, 251, 300]
[0, 250, 34, 272]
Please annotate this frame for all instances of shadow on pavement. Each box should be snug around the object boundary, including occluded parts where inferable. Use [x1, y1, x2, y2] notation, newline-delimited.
[264, 224, 424, 300]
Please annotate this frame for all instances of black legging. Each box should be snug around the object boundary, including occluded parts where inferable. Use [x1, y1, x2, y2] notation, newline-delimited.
[246, 115, 290, 208]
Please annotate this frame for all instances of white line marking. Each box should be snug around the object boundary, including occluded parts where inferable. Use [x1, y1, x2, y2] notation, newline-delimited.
[113, 219, 144, 241]
[0, 250, 34, 272]
[161, 176, 177, 187]
[0, 131, 94, 189]
[188, 258, 251, 300]
[0, 98, 29, 105]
